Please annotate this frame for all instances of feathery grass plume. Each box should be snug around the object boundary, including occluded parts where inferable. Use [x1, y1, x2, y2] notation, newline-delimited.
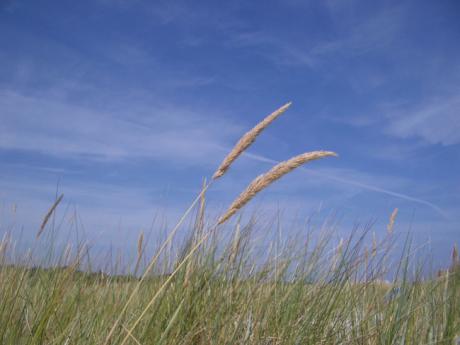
[133, 230, 144, 275]
[387, 208, 398, 235]
[332, 238, 344, 270]
[109, 102, 287, 344]
[0, 232, 10, 260]
[212, 102, 292, 179]
[218, 150, 337, 225]
[229, 220, 242, 267]
[37, 194, 64, 239]
[63, 244, 73, 266]
[183, 179, 208, 288]
[194, 178, 207, 241]
[336, 238, 344, 256]
[372, 232, 377, 258]
[364, 246, 369, 280]
[137, 231, 144, 260]
[452, 244, 459, 267]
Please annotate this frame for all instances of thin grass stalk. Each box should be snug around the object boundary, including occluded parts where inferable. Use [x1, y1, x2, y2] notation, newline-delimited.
[122, 150, 337, 343]
[157, 299, 184, 345]
[119, 223, 219, 345]
[183, 182, 207, 288]
[105, 103, 292, 344]
[102, 182, 212, 345]
[121, 325, 142, 345]
[229, 221, 242, 268]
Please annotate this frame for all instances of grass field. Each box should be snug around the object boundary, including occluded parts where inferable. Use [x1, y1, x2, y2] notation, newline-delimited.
[0, 214, 459, 345]
[1, 104, 458, 344]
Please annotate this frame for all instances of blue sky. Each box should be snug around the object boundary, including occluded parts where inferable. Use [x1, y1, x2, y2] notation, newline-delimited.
[0, 0, 459, 266]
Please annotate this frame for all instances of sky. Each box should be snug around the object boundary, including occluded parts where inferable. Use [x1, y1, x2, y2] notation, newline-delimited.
[0, 0, 459, 268]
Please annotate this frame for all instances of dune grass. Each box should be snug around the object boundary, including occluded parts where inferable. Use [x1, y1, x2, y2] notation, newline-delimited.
[0, 102, 458, 344]
[0, 212, 458, 345]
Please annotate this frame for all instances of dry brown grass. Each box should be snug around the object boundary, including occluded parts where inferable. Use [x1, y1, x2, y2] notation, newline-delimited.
[218, 150, 337, 224]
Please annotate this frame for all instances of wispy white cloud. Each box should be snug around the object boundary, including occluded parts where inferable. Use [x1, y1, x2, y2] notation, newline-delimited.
[384, 92, 460, 146]
[224, 31, 316, 67]
[323, 91, 460, 146]
[0, 89, 240, 166]
[322, 90, 460, 148]
[222, 4, 404, 69]
[95, 0, 406, 74]
[359, 142, 425, 162]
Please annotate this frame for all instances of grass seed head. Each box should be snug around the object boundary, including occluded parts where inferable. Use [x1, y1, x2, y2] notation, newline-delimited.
[137, 231, 144, 260]
[218, 150, 337, 224]
[37, 194, 64, 239]
[213, 102, 292, 179]
[387, 208, 398, 235]
[452, 243, 459, 268]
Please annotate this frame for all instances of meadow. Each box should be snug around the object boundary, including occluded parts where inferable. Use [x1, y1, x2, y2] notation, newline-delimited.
[0, 103, 458, 344]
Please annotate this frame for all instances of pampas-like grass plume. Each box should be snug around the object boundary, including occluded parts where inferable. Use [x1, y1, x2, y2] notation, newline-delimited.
[37, 194, 64, 238]
[387, 208, 398, 235]
[452, 244, 459, 268]
[218, 151, 337, 225]
[137, 231, 144, 260]
[133, 231, 144, 275]
[372, 232, 377, 258]
[212, 102, 292, 179]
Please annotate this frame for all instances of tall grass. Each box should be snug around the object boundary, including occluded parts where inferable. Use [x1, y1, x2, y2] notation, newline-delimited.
[0, 102, 458, 344]
[0, 213, 458, 344]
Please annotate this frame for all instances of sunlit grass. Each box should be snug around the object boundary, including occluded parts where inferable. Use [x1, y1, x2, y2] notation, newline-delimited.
[0, 212, 458, 344]
[1, 102, 458, 344]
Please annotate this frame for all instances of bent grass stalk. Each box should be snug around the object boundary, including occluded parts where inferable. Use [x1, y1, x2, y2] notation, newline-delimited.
[120, 224, 218, 345]
[121, 325, 142, 345]
[120, 151, 337, 344]
[102, 184, 211, 345]
[104, 103, 291, 345]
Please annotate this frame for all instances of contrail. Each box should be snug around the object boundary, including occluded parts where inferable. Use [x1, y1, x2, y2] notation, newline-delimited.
[241, 151, 448, 218]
